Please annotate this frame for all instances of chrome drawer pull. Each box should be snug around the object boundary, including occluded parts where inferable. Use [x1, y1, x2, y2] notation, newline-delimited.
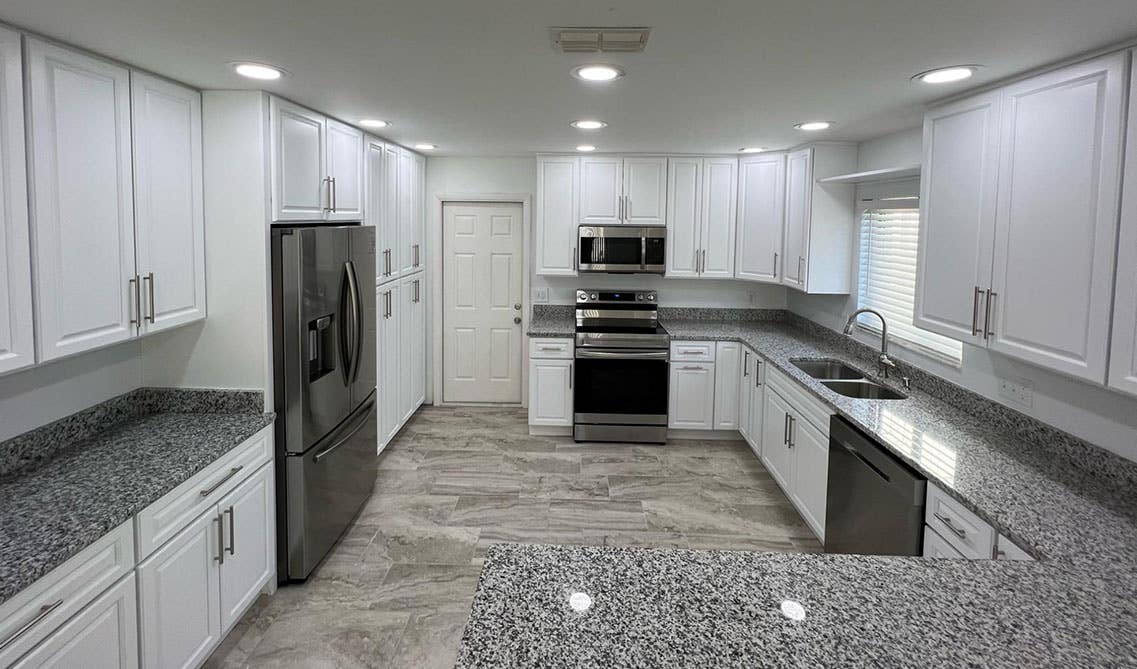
[933, 512, 967, 539]
[200, 466, 244, 497]
[0, 599, 64, 652]
[226, 505, 236, 556]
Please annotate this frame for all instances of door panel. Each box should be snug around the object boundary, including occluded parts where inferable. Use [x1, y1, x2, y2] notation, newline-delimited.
[0, 28, 33, 374]
[738, 349, 753, 444]
[713, 342, 740, 429]
[989, 54, 1125, 381]
[736, 154, 785, 283]
[624, 157, 667, 226]
[1108, 53, 1137, 397]
[782, 148, 811, 290]
[665, 157, 700, 277]
[378, 283, 401, 448]
[529, 359, 572, 426]
[913, 92, 1000, 346]
[761, 391, 793, 490]
[218, 463, 274, 631]
[442, 202, 524, 403]
[271, 98, 325, 221]
[325, 119, 364, 221]
[748, 358, 765, 456]
[667, 362, 715, 429]
[131, 72, 206, 333]
[397, 148, 416, 274]
[791, 417, 828, 541]
[399, 274, 425, 421]
[26, 39, 136, 361]
[535, 156, 579, 276]
[580, 156, 621, 225]
[700, 158, 737, 278]
[12, 575, 138, 669]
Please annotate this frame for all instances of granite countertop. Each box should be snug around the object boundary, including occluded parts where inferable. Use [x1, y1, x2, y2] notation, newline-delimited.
[0, 390, 274, 605]
[527, 311, 575, 338]
[480, 315, 1137, 666]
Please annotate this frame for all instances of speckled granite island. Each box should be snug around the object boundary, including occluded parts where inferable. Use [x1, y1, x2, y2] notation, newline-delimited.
[0, 388, 275, 604]
[463, 310, 1137, 666]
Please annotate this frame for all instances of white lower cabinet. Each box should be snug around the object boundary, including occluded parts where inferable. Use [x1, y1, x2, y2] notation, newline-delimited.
[399, 274, 427, 423]
[789, 417, 828, 539]
[378, 281, 401, 447]
[669, 361, 716, 430]
[712, 342, 740, 430]
[529, 358, 574, 426]
[760, 391, 795, 491]
[217, 464, 275, 631]
[922, 526, 967, 559]
[377, 274, 427, 451]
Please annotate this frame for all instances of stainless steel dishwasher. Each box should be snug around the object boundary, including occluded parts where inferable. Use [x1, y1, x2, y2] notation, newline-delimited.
[824, 416, 927, 555]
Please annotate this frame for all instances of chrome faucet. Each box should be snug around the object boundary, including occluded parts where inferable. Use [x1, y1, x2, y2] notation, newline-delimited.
[843, 308, 897, 378]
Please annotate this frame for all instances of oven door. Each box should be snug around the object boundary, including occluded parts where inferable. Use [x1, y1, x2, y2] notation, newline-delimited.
[573, 348, 669, 424]
[578, 226, 647, 273]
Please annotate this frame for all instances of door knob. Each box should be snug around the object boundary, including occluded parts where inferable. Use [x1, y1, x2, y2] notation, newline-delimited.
[514, 303, 521, 310]
[514, 316, 522, 324]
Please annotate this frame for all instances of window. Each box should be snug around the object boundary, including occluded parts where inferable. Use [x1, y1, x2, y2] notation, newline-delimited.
[857, 205, 963, 363]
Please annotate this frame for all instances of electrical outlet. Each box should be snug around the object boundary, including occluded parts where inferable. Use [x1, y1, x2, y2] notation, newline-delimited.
[533, 287, 549, 303]
[998, 378, 1033, 409]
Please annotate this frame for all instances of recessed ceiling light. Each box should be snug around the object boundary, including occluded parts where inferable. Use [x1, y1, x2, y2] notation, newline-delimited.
[739, 147, 766, 154]
[572, 64, 624, 82]
[570, 120, 608, 130]
[913, 65, 980, 84]
[360, 119, 390, 129]
[232, 62, 284, 80]
[794, 121, 832, 131]
[414, 143, 436, 151]
[576, 145, 597, 152]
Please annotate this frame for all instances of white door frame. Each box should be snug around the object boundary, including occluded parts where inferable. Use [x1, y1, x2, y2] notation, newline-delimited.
[433, 194, 531, 407]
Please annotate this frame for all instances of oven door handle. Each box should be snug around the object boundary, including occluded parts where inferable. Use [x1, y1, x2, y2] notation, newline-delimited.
[575, 349, 669, 360]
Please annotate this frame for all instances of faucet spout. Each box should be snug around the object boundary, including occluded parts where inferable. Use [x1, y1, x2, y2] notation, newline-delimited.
[842, 308, 896, 378]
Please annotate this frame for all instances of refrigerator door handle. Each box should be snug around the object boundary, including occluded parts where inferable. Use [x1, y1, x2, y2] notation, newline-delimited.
[313, 395, 376, 462]
[338, 262, 354, 385]
[345, 260, 364, 383]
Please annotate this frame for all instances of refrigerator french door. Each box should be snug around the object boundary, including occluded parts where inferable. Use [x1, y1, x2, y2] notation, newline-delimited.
[271, 225, 377, 581]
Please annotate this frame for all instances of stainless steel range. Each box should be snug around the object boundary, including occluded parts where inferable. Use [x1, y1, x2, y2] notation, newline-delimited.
[573, 289, 670, 443]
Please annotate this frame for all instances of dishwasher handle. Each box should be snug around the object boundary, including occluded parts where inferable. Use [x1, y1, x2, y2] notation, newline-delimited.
[828, 417, 926, 504]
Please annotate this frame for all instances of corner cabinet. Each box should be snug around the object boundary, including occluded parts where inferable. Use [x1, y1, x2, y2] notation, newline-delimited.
[0, 27, 33, 374]
[535, 155, 580, 276]
[665, 157, 737, 278]
[1109, 51, 1137, 397]
[915, 53, 1127, 383]
[782, 144, 857, 294]
[735, 153, 786, 284]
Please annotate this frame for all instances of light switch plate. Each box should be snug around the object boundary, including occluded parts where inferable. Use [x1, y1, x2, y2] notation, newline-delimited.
[998, 378, 1033, 409]
[533, 287, 549, 303]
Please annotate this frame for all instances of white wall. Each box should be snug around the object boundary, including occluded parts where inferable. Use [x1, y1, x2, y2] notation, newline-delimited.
[0, 342, 141, 441]
[788, 127, 1137, 463]
[141, 91, 271, 402]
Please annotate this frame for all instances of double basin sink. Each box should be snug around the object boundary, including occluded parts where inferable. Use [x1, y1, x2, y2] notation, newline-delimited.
[790, 359, 907, 400]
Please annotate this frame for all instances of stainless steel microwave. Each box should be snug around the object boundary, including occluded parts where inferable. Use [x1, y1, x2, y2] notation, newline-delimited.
[577, 225, 666, 274]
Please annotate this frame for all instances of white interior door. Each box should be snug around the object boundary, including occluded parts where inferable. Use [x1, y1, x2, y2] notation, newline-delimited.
[443, 202, 524, 403]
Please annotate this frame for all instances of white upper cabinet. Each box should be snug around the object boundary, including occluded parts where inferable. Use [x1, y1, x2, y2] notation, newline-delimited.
[382, 142, 400, 280]
[699, 158, 737, 277]
[986, 53, 1126, 382]
[26, 38, 136, 362]
[579, 155, 622, 225]
[1108, 51, 1137, 397]
[131, 72, 206, 334]
[913, 90, 1001, 346]
[665, 157, 701, 277]
[270, 97, 326, 221]
[0, 27, 33, 374]
[396, 147, 424, 274]
[367, 137, 390, 280]
[735, 153, 785, 284]
[412, 152, 426, 270]
[623, 156, 668, 226]
[535, 155, 579, 276]
[665, 156, 737, 278]
[325, 118, 365, 221]
[782, 144, 857, 294]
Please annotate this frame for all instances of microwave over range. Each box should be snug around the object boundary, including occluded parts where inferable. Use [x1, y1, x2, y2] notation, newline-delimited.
[577, 225, 665, 274]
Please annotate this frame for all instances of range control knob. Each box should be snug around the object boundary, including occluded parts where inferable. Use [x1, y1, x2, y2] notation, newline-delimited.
[647, 294, 655, 301]
[590, 293, 598, 300]
[636, 294, 644, 301]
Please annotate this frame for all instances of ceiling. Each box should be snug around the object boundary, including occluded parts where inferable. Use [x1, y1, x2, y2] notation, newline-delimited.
[3, 1, 1136, 156]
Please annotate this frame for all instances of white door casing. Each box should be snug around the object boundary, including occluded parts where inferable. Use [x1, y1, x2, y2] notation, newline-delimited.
[0, 27, 33, 374]
[443, 202, 524, 403]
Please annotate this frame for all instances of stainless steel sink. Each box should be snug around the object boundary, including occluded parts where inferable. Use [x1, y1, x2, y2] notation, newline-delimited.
[820, 380, 907, 400]
[791, 358, 868, 380]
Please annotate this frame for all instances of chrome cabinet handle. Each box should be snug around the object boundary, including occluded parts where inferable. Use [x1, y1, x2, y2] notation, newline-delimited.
[414, 279, 421, 303]
[129, 276, 140, 326]
[773, 252, 778, 276]
[0, 599, 64, 652]
[788, 415, 795, 448]
[538, 345, 562, 351]
[200, 466, 244, 497]
[625, 195, 631, 221]
[798, 256, 805, 279]
[701, 249, 707, 274]
[568, 362, 573, 389]
[755, 359, 762, 387]
[984, 291, 996, 339]
[144, 272, 156, 323]
[679, 365, 703, 370]
[226, 505, 236, 556]
[934, 512, 967, 539]
[323, 177, 332, 212]
[330, 176, 337, 212]
[386, 249, 392, 276]
[413, 244, 420, 267]
[743, 351, 749, 376]
[783, 412, 790, 445]
[572, 245, 577, 271]
[971, 286, 982, 336]
[215, 513, 225, 564]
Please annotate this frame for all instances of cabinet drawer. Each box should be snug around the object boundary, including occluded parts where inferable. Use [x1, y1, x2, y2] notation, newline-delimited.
[922, 526, 967, 559]
[925, 483, 995, 559]
[670, 341, 715, 362]
[135, 426, 273, 560]
[995, 534, 1035, 561]
[0, 521, 134, 666]
[529, 337, 573, 359]
[765, 362, 831, 433]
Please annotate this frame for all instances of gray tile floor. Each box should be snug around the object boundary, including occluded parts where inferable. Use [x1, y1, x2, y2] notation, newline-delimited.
[204, 406, 821, 668]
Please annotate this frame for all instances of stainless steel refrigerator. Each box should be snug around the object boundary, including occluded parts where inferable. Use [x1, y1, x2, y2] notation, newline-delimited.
[271, 225, 377, 581]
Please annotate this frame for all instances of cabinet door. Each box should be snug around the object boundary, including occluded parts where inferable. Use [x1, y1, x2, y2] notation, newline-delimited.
[11, 575, 138, 669]
[396, 148, 418, 274]
[668, 362, 715, 430]
[131, 72, 206, 334]
[217, 464, 274, 632]
[378, 283, 401, 449]
[0, 28, 33, 374]
[535, 155, 579, 276]
[1108, 53, 1137, 397]
[382, 144, 401, 281]
[665, 157, 700, 277]
[412, 153, 426, 270]
[790, 416, 828, 541]
[748, 358, 765, 457]
[700, 158, 737, 278]
[407, 276, 426, 411]
[760, 390, 793, 491]
[782, 148, 811, 291]
[579, 156, 622, 225]
[366, 138, 390, 280]
[737, 349, 753, 443]
[26, 39, 136, 361]
[528, 359, 573, 426]
[624, 156, 667, 226]
[988, 53, 1126, 382]
[325, 118, 364, 221]
[712, 342, 740, 430]
[137, 509, 222, 669]
[735, 154, 785, 283]
[270, 97, 326, 221]
[913, 91, 1000, 346]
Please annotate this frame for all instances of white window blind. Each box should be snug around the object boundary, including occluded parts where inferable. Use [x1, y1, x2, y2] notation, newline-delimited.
[857, 208, 963, 363]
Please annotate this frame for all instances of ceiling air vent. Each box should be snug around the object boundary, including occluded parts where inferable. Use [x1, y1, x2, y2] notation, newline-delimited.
[552, 27, 651, 53]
